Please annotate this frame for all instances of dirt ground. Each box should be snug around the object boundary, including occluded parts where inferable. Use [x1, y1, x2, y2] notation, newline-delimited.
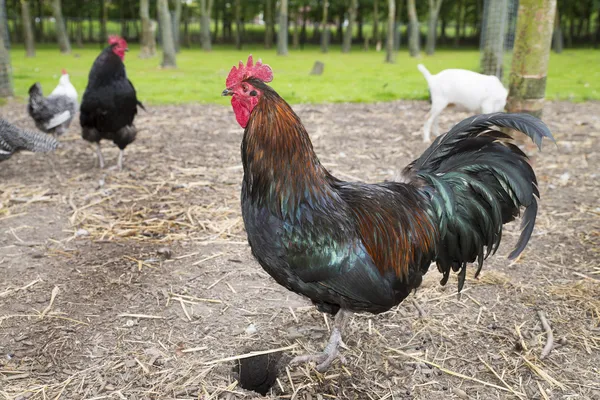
[1, 100, 599, 400]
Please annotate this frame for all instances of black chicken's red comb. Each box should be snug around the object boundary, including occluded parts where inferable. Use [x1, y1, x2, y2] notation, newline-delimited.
[226, 55, 273, 88]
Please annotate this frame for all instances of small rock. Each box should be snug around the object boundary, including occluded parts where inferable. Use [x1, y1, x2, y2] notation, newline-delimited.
[245, 324, 257, 335]
[76, 229, 90, 237]
[558, 172, 570, 186]
[451, 387, 468, 399]
[157, 247, 172, 259]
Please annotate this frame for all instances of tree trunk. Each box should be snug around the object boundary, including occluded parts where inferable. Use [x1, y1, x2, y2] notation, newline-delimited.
[300, 4, 307, 49]
[292, 11, 299, 49]
[394, 0, 402, 50]
[320, 0, 329, 52]
[0, 32, 12, 97]
[373, 0, 381, 50]
[140, 0, 157, 57]
[51, 0, 70, 53]
[425, 0, 442, 55]
[507, 0, 556, 118]
[87, 12, 93, 42]
[100, 0, 107, 44]
[264, 0, 273, 48]
[357, 10, 363, 42]
[200, 0, 212, 51]
[182, 2, 189, 47]
[35, 0, 42, 41]
[157, 0, 176, 67]
[171, 0, 181, 52]
[385, 0, 395, 62]
[119, 0, 126, 37]
[407, 0, 419, 57]
[567, 15, 574, 47]
[277, 0, 288, 55]
[213, 0, 219, 40]
[234, 0, 242, 49]
[76, 18, 83, 47]
[342, 0, 358, 53]
[552, 6, 562, 53]
[335, 15, 343, 42]
[480, 0, 508, 78]
[21, 0, 35, 57]
[595, 7, 600, 48]
[454, 0, 462, 47]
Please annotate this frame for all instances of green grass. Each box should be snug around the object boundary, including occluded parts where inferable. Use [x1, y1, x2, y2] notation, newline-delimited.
[8, 44, 600, 105]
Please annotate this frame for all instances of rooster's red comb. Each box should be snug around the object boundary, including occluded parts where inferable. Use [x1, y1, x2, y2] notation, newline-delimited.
[108, 35, 127, 46]
[226, 55, 273, 88]
[61, 69, 67, 75]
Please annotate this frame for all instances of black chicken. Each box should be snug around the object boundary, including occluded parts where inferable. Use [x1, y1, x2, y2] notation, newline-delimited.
[222, 56, 554, 372]
[79, 35, 145, 170]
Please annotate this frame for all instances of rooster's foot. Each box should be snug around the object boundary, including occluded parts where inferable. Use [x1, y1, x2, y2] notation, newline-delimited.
[289, 309, 352, 372]
[289, 344, 346, 372]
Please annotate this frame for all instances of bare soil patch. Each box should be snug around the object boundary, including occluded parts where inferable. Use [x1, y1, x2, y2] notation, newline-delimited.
[1, 100, 599, 399]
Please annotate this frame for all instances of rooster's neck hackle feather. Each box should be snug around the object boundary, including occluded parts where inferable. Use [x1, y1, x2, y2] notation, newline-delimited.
[242, 83, 335, 217]
[87, 46, 126, 88]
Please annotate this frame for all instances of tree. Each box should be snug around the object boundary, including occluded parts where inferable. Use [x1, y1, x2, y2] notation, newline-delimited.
[342, 0, 358, 53]
[200, 0, 213, 51]
[552, 6, 563, 53]
[20, 0, 35, 57]
[320, 0, 329, 52]
[0, 32, 11, 97]
[277, 0, 288, 55]
[480, 0, 508, 78]
[264, 0, 274, 48]
[292, 9, 299, 49]
[385, 0, 395, 62]
[172, 0, 181, 52]
[0, 0, 8, 48]
[453, 0, 463, 47]
[425, 0, 442, 55]
[407, 0, 419, 57]
[157, 0, 176, 67]
[51, 0, 70, 53]
[234, 0, 242, 49]
[140, 0, 157, 58]
[100, 0, 108, 44]
[507, 0, 556, 118]
[373, 0, 381, 51]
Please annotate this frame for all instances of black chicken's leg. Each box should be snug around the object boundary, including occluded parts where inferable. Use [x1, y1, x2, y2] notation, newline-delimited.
[96, 143, 105, 169]
[290, 309, 352, 372]
[117, 149, 124, 171]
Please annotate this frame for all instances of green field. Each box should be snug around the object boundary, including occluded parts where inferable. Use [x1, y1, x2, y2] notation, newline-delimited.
[8, 44, 600, 105]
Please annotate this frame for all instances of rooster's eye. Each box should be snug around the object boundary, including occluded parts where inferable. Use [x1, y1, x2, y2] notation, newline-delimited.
[249, 90, 258, 97]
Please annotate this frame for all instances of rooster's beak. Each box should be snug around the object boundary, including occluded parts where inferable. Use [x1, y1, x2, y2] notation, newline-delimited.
[222, 88, 233, 96]
[125, 48, 129, 52]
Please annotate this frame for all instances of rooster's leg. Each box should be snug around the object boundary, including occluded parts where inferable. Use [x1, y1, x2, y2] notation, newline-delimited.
[290, 309, 352, 372]
[96, 143, 105, 169]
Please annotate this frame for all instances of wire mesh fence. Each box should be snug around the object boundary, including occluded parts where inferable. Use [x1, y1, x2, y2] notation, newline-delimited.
[480, 0, 518, 84]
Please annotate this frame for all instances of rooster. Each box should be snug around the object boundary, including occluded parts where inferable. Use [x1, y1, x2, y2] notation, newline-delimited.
[222, 56, 554, 372]
[27, 69, 78, 136]
[0, 118, 59, 162]
[79, 35, 145, 170]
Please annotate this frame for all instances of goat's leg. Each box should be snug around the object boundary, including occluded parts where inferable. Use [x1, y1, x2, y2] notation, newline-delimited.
[423, 100, 447, 142]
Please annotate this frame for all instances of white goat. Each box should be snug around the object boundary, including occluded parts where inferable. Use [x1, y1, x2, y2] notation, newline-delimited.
[417, 64, 508, 142]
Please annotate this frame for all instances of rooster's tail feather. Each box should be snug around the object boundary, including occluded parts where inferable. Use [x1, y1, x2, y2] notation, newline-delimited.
[404, 113, 553, 291]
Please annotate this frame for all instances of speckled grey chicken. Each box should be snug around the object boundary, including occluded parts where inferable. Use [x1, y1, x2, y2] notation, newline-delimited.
[0, 118, 59, 162]
[27, 70, 78, 136]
